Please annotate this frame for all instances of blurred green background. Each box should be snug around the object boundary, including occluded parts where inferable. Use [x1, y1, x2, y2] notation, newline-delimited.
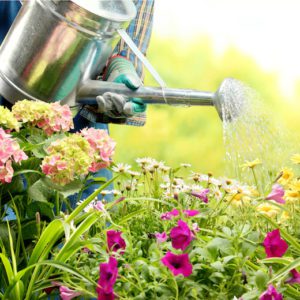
[110, 36, 300, 176]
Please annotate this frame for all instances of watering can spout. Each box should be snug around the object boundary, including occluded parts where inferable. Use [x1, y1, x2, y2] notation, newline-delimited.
[76, 78, 240, 122]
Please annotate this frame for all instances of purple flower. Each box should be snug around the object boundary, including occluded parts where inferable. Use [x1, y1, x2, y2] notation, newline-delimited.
[106, 230, 126, 254]
[170, 220, 192, 251]
[266, 184, 285, 204]
[160, 208, 179, 220]
[192, 222, 200, 233]
[97, 289, 115, 300]
[155, 232, 168, 243]
[263, 229, 288, 258]
[94, 201, 105, 211]
[285, 269, 300, 284]
[59, 286, 81, 300]
[190, 188, 210, 203]
[183, 209, 200, 217]
[161, 251, 193, 277]
[96, 257, 118, 298]
[259, 285, 283, 300]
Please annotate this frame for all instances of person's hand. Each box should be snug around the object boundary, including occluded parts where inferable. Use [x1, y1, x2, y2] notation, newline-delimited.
[96, 56, 146, 122]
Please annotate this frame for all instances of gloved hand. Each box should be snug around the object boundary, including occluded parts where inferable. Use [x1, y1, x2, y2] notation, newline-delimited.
[95, 56, 146, 122]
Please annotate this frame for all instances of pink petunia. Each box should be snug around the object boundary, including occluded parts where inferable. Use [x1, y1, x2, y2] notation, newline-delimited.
[161, 251, 193, 277]
[155, 232, 168, 243]
[190, 188, 210, 203]
[170, 220, 192, 251]
[259, 285, 283, 300]
[285, 269, 300, 284]
[263, 229, 288, 258]
[160, 208, 180, 220]
[59, 286, 81, 300]
[106, 230, 126, 254]
[96, 257, 118, 300]
[266, 184, 285, 204]
[183, 209, 200, 217]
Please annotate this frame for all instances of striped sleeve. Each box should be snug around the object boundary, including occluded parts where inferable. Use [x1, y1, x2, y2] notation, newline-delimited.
[112, 0, 155, 80]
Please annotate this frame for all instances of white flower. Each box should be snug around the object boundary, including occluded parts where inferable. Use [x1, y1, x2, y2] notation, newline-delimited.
[112, 163, 131, 173]
[128, 170, 141, 177]
[180, 163, 192, 168]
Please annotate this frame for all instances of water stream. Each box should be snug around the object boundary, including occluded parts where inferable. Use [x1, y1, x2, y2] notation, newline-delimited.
[220, 78, 298, 191]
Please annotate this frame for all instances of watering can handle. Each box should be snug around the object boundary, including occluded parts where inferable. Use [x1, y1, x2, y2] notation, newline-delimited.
[77, 80, 215, 107]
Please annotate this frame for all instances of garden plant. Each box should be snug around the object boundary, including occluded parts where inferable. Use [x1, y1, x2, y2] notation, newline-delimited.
[0, 100, 300, 299]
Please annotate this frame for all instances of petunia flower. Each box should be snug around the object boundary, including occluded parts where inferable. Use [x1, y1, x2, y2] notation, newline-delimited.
[262, 229, 288, 258]
[160, 208, 180, 220]
[170, 220, 192, 251]
[59, 286, 81, 300]
[96, 257, 118, 298]
[190, 188, 210, 203]
[155, 232, 168, 243]
[161, 251, 193, 277]
[97, 289, 115, 300]
[266, 184, 285, 204]
[183, 209, 200, 217]
[259, 285, 283, 300]
[106, 230, 126, 254]
[285, 269, 300, 284]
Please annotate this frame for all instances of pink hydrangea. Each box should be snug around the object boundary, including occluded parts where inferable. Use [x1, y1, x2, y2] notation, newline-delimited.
[170, 220, 193, 251]
[80, 128, 116, 172]
[263, 229, 288, 258]
[0, 128, 28, 183]
[161, 251, 193, 277]
[12, 100, 73, 136]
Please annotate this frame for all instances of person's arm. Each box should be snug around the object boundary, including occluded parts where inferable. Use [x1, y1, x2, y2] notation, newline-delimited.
[95, 0, 155, 126]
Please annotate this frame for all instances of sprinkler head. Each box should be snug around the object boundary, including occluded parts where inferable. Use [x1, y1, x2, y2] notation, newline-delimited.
[213, 78, 244, 122]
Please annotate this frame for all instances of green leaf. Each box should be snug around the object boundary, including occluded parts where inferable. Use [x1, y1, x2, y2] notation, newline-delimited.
[268, 257, 300, 284]
[26, 201, 54, 220]
[42, 177, 83, 198]
[28, 179, 54, 202]
[206, 238, 232, 260]
[254, 270, 269, 291]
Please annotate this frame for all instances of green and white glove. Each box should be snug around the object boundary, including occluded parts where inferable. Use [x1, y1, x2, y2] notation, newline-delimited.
[95, 56, 146, 122]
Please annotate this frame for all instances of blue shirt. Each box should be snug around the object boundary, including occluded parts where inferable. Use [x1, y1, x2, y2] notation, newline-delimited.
[0, 1, 21, 44]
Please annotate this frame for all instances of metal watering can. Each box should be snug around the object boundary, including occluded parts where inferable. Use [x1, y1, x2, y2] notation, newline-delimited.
[0, 0, 237, 121]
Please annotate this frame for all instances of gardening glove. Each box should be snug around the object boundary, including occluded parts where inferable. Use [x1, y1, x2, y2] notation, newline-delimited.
[94, 56, 147, 124]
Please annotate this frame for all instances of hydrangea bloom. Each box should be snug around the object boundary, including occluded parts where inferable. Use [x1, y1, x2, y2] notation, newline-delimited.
[41, 134, 92, 185]
[259, 285, 283, 300]
[170, 220, 192, 251]
[161, 251, 193, 277]
[0, 128, 28, 183]
[12, 100, 73, 135]
[266, 184, 285, 204]
[96, 257, 118, 300]
[106, 230, 126, 254]
[0, 106, 20, 131]
[263, 229, 288, 258]
[81, 128, 116, 172]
